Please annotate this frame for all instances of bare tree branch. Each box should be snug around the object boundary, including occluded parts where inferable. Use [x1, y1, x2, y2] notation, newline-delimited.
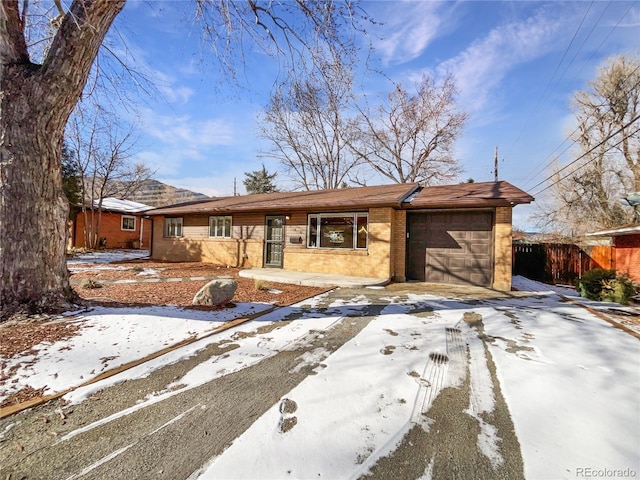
[351, 74, 466, 185]
[0, 0, 30, 64]
[536, 55, 640, 235]
[259, 52, 362, 190]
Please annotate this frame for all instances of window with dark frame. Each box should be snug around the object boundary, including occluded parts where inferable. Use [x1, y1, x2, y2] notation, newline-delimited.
[307, 213, 368, 250]
[121, 215, 136, 231]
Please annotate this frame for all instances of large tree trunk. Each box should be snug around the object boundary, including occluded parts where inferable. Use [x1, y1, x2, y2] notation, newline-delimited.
[0, 100, 72, 314]
[0, 0, 125, 318]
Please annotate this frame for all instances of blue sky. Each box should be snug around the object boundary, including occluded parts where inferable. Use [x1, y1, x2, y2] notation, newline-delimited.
[108, 1, 639, 229]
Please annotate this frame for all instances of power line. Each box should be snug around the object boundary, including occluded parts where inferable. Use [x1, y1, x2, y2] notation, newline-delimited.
[517, 2, 637, 188]
[521, 65, 640, 189]
[565, 0, 638, 87]
[507, 1, 595, 158]
[558, 1, 612, 82]
[531, 113, 640, 196]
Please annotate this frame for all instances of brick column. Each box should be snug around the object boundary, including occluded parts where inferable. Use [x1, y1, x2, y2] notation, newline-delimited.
[493, 207, 513, 291]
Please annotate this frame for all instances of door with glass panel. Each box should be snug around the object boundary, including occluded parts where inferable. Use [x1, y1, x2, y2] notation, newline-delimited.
[264, 216, 285, 267]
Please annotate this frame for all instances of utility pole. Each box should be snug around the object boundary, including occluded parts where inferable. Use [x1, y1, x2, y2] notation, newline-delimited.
[494, 146, 499, 181]
[233, 177, 237, 196]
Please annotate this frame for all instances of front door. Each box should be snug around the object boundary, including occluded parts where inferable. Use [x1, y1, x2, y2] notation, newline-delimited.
[264, 216, 285, 267]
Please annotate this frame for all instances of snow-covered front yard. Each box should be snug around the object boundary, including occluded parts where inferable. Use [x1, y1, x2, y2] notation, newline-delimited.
[1, 252, 638, 479]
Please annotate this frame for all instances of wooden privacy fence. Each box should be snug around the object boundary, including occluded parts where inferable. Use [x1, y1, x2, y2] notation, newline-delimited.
[512, 243, 615, 285]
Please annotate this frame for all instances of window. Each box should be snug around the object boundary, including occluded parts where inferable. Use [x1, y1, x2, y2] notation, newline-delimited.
[164, 217, 183, 237]
[307, 213, 368, 250]
[121, 215, 136, 231]
[209, 216, 232, 238]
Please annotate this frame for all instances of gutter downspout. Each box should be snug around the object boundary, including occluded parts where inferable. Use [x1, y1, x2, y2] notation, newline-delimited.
[139, 215, 144, 248]
[149, 217, 154, 258]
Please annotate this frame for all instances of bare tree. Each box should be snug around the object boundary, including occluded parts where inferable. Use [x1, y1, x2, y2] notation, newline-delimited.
[67, 108, 151, 248]
[538, 55, 640, 235]
[352, 74, 467, 184]
[259, 54, 362, 190]
[0, 0, 370, 318]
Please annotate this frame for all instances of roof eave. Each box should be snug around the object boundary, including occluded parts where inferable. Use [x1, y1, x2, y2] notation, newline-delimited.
[586, 225, 640, 236]
[404, 198, 533, 209]
[147, 201, 408, 216]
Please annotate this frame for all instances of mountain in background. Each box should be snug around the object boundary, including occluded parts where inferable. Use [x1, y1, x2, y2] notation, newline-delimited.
[115, 179, 209, 207]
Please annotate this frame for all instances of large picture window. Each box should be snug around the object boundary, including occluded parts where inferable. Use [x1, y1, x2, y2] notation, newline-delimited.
[307, 213, 368, 250]
[164, 217, 183, 237]
[209, 216, 232, 238]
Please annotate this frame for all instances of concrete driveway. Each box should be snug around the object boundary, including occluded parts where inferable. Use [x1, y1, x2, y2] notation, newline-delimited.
[1, 281, 638, 480]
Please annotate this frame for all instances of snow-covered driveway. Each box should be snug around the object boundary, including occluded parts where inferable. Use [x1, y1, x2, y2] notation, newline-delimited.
[193, 287, 639, 480]
[1, 275, 638, 480]
[473, 296, 639, 479]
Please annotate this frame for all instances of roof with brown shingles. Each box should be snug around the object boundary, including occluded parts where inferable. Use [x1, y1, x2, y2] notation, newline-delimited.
[404, 181, 534, 209]
[146, 181, 533, 216]
[146, 183, 421, 216]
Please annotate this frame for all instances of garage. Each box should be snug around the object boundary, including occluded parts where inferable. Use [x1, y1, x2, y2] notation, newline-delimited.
[406, 211, 494, 286]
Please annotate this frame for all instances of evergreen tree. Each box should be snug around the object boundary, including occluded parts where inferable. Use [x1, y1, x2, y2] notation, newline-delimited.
[61, 143, 82, 210]
[243, 165, 278, 194]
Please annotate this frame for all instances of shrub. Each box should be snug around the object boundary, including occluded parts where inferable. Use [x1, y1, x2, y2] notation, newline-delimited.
[600, 276, 635, 305]
[577, 269, 616, 300]
[578, 269, 635, 304]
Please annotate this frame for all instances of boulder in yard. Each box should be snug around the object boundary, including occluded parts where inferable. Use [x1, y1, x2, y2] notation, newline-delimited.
[192, 278, 237, 306]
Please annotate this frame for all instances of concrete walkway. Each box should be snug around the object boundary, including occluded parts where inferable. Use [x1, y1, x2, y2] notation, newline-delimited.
[238, 268, 389, 288]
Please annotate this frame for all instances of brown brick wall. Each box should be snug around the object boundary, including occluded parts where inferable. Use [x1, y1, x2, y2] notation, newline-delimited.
[493, 206, 512, 291]
[151, 209, 395, 279]
[151, 216, 264, 266]
[73, 212, 151, 249]
[391, 210, 407, 281]
[282, 208, 393, 279]
[614, 234, 640, 282]
[150, 206, 517, 288]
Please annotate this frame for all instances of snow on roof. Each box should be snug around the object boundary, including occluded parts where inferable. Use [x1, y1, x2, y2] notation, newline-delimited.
[96, 197, 154, 214]
[586, 223, 640, 236]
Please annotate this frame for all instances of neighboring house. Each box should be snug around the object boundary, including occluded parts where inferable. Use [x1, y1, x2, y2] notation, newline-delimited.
[146, 181, 533, 291]
[587, 224, 640, 282]
[71, 198, 154, 249]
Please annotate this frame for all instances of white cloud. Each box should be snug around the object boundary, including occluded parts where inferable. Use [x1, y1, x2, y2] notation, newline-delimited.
[611, 5, 640, 28]
[436, 7, 567, 113]
[373, 2, 448, 65]
[134, 148, 203, 177]
[139, 109, 235, 147]
[106, 25, 195, 106]
[195, 119, 236, 145]
[156, 82, 195, 104]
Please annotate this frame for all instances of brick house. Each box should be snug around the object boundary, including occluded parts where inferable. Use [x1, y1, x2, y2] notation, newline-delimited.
[146, 181, 533, 291]
[587, 224, 640, 282]
[71, 198, 153, 249]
